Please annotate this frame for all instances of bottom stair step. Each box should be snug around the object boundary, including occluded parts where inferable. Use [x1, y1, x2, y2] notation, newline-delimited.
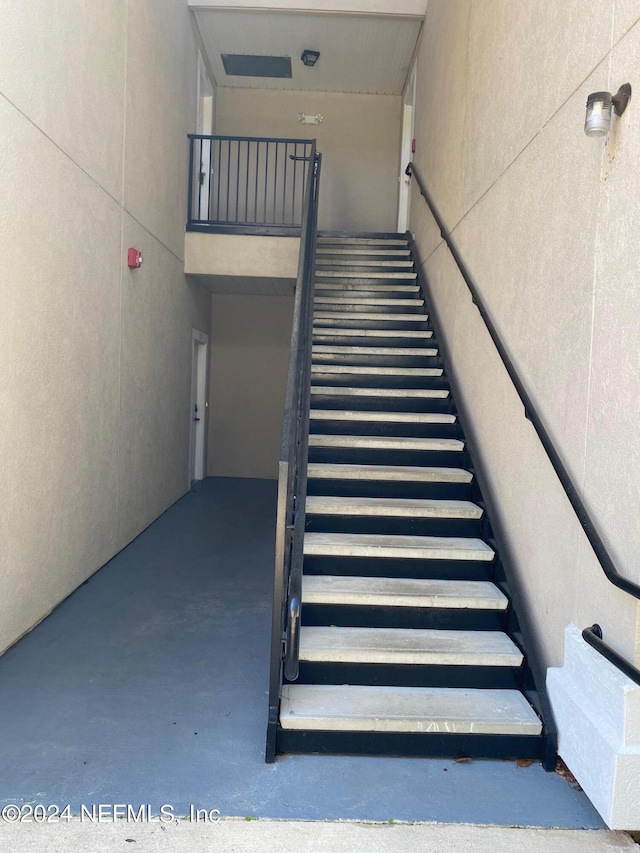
[280, 684, 542, 734]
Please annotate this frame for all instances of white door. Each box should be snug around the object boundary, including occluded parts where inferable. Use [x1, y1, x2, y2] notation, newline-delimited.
[196, 52, 214, 221]
[397, 66, 416, 233]
[190, 329, 209, 484]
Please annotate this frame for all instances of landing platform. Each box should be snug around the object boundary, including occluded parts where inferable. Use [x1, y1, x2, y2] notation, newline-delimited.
[0, 478, 604, 827]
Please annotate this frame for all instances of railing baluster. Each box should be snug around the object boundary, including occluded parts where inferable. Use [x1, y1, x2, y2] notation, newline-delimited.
[263, 142, 269, 225]
[254, 140, 260, 224]
[234, 139, 240, 223]
[283, 143, 288, 224]
[187, 137, 195, 225]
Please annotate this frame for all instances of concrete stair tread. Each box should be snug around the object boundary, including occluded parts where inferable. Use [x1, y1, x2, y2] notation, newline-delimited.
[316, 271, 417, 280]
[302, 575, 503, 607]
[303, 532, 494, 561]
[311, 365, 443, 377]
[314, 328, 433, 339]
[309, 410, 456, 424]
[316, 248, 410, 256]
[298, 626, 521, 665]
[307, 463, 472, 483]
[310, 386, 449, 398]
[316, 259, 415, 267]
[308, 435, 464, 451]
[313, 345, 438, 356]
[305, 495, 480, 519]
[317, 238, 408, 246]
[315, 284, 420, 293]
[314, 297, 424, 306]
[314, 312, 427, 322]
[279, 684, 541, 734]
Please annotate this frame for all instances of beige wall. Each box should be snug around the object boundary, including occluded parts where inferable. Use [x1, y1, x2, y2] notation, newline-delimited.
[215, 88, 402, 232]
[208, 295, 294, 479]
[0, 0, 211, 654]
[410, 0, 640, 666]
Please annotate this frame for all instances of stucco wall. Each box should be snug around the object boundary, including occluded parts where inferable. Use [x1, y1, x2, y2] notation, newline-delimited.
[0, 0, 211, 654]
[215, 88, 402, 232]
[410, 0, 640, 667]
[208, 294, 294, 479]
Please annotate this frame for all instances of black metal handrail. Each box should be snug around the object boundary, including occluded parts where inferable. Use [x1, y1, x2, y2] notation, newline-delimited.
[265, 145, 322, 763]
[187, 134, 314, 232]
[406, 161, 640, 602]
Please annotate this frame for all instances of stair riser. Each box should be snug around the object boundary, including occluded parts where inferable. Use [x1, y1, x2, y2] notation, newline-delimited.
[315, 265, 415, 273]
[308, 448, 468, 469]
[306, 480, 473, 501]
[303, 555, 492, 580]
[309, 418, 462, 439]
[309, 421, 462, 439]
[276, 730, 543, 761]
[304, 516, 484, 538]
[293, 663, 520, 690]
[313, 355, 441, 369]
[301, 605, 505, 631]
[311, 374, 448, 390]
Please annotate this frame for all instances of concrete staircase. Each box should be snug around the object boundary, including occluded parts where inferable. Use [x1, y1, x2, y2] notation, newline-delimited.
[277, 234, 544, 759]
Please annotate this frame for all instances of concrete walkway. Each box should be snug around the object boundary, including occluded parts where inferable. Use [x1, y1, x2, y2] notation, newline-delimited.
[0, 479, 608, 828]
[0, 819, 635, 853]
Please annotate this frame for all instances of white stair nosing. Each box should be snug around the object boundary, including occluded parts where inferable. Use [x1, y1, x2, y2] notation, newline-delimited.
[310, 386, 449, 399]
[315, 284, 420, 293]
[308, 435, 464, 452]
[302, 575, 504, 608]
[314, 312, 428, 322]
[314, 298, 424, 307]
[279, 685, 542, 735]
[316, 260, 415, 268]
[298, 626, 520, 666]
[312, 345, 438, 356]
[313, 328, 433, 339]
[303, 532, 494, 562]
[316, 271, 417, 280]
[316, 244, 411, 257]
[309, 410, 456, 424]
[317, 238, 408, 246]
[305, 495, 480, 519]
[307, 463, 472, 483]
[311, 365, 443, 377]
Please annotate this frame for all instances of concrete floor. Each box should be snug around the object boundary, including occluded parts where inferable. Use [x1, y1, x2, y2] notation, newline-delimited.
[0, 478, 606, 828]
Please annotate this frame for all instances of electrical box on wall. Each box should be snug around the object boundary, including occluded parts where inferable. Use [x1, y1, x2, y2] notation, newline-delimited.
[127, 248, 143, 269]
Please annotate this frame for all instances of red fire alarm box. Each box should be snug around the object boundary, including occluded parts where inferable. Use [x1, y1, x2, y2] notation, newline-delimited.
[411, 138, 417, 153]
[127, 248, 143, 269]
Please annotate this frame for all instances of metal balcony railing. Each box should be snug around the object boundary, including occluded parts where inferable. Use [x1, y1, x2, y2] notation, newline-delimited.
[187, 135, 315, 235]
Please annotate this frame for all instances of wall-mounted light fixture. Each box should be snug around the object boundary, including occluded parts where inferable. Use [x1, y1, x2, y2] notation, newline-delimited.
[301, 49, 320, 67]
[584, 83, 632, 137]
[298, 112, 323, 125]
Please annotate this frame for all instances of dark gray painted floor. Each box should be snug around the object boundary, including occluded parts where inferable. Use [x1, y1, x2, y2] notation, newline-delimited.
[0, 478, 603, 827]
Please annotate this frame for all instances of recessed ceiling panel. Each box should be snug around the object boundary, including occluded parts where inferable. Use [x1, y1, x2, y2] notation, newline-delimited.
[221, 54, 293, 78]
[195, 10, 422, 95]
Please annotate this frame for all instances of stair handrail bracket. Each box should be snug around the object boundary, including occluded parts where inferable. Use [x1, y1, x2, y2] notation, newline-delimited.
[406, 160, 640, 675]
[266, 146, 322, 763]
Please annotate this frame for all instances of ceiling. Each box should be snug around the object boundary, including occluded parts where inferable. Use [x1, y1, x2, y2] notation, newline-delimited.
[193, 8, 423, 95]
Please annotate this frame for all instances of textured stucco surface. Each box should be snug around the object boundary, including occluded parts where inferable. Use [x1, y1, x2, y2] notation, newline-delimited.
[0, 0, 211, 654]
[548, 626, 640, 828]
[208, 295, 293, 479]
[215, 88, 401, 232]
[410, 0, 640, 669]
[185, 232, 300, 278]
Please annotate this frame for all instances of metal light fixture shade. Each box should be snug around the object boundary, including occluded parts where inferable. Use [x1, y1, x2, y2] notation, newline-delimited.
[301, 49, 320, 67]
[585, 84, 632, 137]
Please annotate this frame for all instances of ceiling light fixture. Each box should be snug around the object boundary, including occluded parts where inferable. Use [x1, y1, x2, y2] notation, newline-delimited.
[584, 83, 632, 137]
[301, 49, 320, 67]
